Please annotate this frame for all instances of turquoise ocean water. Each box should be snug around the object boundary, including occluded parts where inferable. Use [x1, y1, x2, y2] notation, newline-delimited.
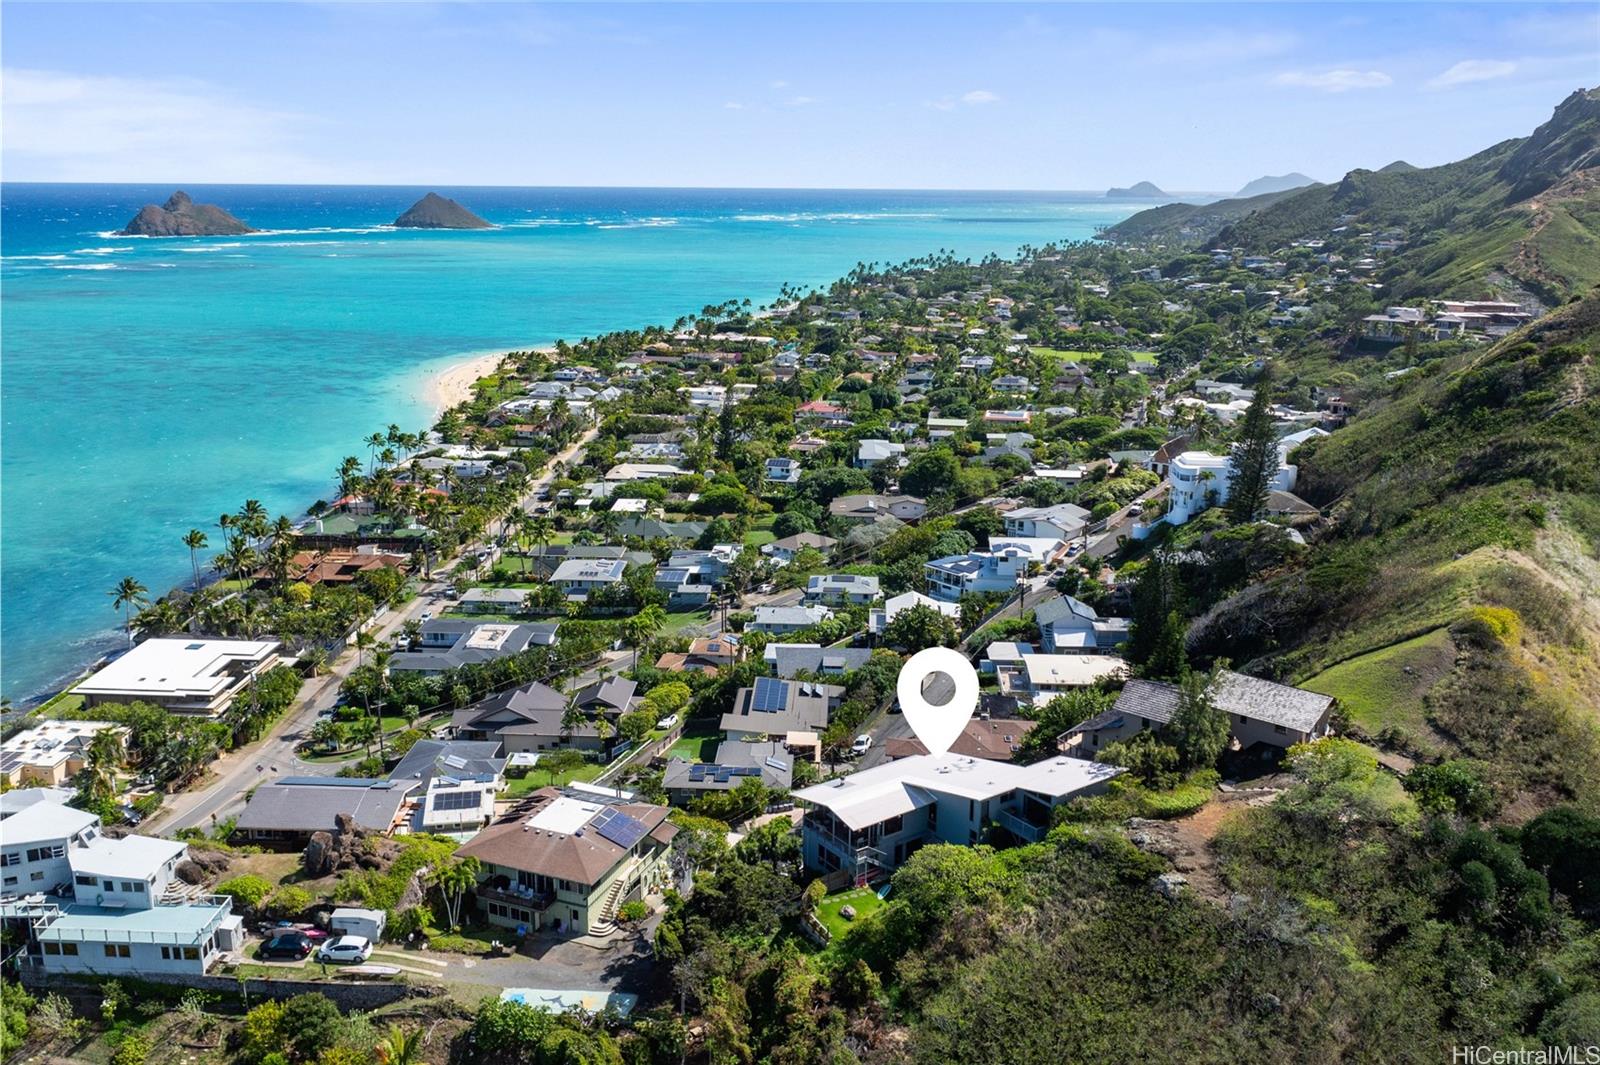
[0, 184, 1138, 702]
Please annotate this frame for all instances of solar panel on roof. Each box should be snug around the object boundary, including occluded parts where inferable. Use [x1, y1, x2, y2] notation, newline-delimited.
[751, 676, 789, 713]
[764, 756, 789, 771]
[591, 807, 648, 849]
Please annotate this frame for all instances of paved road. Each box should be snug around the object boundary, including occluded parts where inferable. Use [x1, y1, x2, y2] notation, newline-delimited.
[153, 427, 605, 834]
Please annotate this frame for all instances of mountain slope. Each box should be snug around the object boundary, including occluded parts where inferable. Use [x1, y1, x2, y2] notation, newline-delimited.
[1102, 186, 1311, 244]
[1235, 172, 1317, 197]
[1216, 88, 1600, 302]
[1189, 292, 1600, 804]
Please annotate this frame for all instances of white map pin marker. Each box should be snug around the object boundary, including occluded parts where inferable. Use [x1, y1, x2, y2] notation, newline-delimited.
[897, 646, 980, 757]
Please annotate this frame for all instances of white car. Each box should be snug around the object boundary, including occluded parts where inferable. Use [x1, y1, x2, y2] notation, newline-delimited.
[850, 734, 873, 756]
[316, 935, 373, 964]
[419, 611, 433, 623]
[655, 713, 680, 731]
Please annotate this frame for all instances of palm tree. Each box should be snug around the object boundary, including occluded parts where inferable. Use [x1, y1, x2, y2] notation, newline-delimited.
[529, 515, 555, 555]
[80, 729, 122, 807]
[376, 1025, 424, 1065]
[432, 857, 482, 931]
[109, 577, 148, 644]
[560, 693, 587, 743]
[182, 530, 209, 591]
[238, 499, 269, 546]
[365, 432, 387, 476]
[300, 646, 330, 677]
[337, 456, 365, 500]
[628, 604, 668, 671]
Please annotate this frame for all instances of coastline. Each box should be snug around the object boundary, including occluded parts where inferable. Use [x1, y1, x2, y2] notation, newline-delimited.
[421, 350, 514, 412]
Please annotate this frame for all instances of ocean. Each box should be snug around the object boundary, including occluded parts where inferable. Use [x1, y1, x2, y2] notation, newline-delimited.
[0, 184, 1140, 703]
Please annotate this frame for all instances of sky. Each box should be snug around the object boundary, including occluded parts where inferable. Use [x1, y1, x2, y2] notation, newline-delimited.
[2, 2, 1597, 191]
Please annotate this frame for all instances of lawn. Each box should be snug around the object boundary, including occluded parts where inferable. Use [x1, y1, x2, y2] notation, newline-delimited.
[816, 887, 885, 940]
[743, 513, 779, 547]
[1031, 347, 1158, 365]
[502, 760, 605, 795]
[662, 608, 713, 635]
[1301, 627, 1456, 745]
[666, 719, 723, 761]
[38, 690, 85, 717]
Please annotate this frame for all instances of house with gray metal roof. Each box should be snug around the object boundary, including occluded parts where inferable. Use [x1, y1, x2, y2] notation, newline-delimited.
[1032, 595, 1131, 653]
[390, 740, 507, 830]
[388, 619, 557, 676]
[663, 741, 794, 804]
[765, 643, 874, 679]
[1058, 671, 1335, 760]
[721, 677, 844, 741]
[233, 777, 421, 844]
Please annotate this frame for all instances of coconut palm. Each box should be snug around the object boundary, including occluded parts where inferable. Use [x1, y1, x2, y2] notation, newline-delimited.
[182, 530, 209, 591]
[432, 856, 482, 931]
[337, 456, 365, 500]
[109, 577, 148, 644]
[79, 729, 122, 807]
[626, 604, 668, 670]
[365, 432, 387, 476]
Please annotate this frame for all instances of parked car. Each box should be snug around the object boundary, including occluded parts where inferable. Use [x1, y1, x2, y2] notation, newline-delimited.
[259, 931, 313, 960]
[316, 935, 373, 964]
[1128, 502, 1144, 516]
[851, 734, 873, 756]
[419, 611, 433, 623]
[655, 713, 680, 731]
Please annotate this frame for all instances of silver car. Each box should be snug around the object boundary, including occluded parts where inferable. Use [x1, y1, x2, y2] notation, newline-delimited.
[316, 935, 373, 964]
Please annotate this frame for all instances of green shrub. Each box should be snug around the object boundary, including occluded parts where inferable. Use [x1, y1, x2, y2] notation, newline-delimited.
[215, 874, 274, 909]
[265, 885, 313, 920]
[111, 1032, 151, 1065]
[618, 900, 649, 922]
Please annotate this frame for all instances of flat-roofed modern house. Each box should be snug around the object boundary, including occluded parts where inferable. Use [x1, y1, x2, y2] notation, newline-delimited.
[389, 739, 507, 831]
[663, 741, 794, 805]
[451, 678, 637, 755]
[0, 721, 128, 788]
[722, 677, 843, 742]
[75, 638, 282, 717]
[388, 620, 558, 675]
[794, 753, 1123, 882]
[1033, 595, 1131, 654]
[0, 801, 244, 976]
[997, 654, 1127, 707]
[233, 777, 421, 844]
[1059, 672, 1336, 760]
[457, 788, 676, 937]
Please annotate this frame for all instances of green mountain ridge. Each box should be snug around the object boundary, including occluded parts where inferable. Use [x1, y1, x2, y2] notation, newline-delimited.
[1101, 186, 1311, 243]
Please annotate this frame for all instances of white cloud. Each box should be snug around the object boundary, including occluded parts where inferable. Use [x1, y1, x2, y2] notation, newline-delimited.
[1, 67, 339, 182]
[785, 95, 817, 107]
[1426, 60, 1517, 90]
[724, 101, 746, 110]
[961, 89, 1000, 105]
[927, 90, 1001, 111]
[1273, 68, 1393, 93]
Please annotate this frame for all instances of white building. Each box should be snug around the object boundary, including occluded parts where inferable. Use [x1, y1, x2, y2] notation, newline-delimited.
[868, 591, 961, 637]
[0, 721, 128, 789]
[1003, 502, 1091, 541]
[854, 440, 906, 469]
[1160, 428, 1327, 528]
[75, 638, 282, 717]
[805, 574, 881, 607]
[551, 557, 629, 599]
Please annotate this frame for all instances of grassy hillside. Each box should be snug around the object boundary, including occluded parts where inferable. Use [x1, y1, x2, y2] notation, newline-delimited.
[1102, 186, 1313, 245]
[1214, 88, 1600, 303]
[1190, 291, 1600, 805]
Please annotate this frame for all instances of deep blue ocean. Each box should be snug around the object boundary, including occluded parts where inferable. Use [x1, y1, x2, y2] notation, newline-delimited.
[0, 184, 1140, 702]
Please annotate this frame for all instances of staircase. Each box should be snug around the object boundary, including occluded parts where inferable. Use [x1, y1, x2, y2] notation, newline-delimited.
[588, 858, 638, 936]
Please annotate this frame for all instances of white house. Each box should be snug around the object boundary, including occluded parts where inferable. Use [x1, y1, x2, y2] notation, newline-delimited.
[1033, 595, 1130, 653]
[765, 457, 802, 485]
[996, 654, 1127, 707]
[551, 557, 628, 599]
[748, 604, 834, 635]
[1160, 427, 1327, 528]
[923, 538, 1062, 602]
[1003, 502, 1091, 541]
[75, 638, 282, 717]
[854, 440, 906, 469]
[868, 591, 960, 636]
[805, 574, 881, 607]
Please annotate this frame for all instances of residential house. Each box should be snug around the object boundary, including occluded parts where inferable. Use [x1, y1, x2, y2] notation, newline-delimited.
[1059, 672, 1336, 759]
[388, 620, 558, 675]
[654, 634, 742, 676]
[993, 375, 1032, 393]
[828, 494, 927, 525]
[763, 532, 837, 565]
[868, 590, 961, 637]
[604, 463, 682, 483]
[550, 557, 629, 600]
[923, 538, 1063, 602]
[0, 802, 242, 976]
[663, 742, 794, 805]
[996, 654, 1127, 707]
[1003, 502, 1091, 541]
[748, 604, 834, 635]
[388, 740, 507, 831]
[75, 639, 283, 717]
[805, 573, 881, 607]
[721, 676, 843, 742]
[458, 788, 676, 936]
[854, 440, 905, 469]
[765, 457, 802, 485]
[0, 722, 128, 789]
[1033, 595, 1130, 654]
[459, 587, 531, 614]
[796, 400, 851, 428]
[233, 778, 421, 844]
[883, 717, 1037, 761]
[1158, 427, 1328, 527]
[452, 679, 638, 756]
[794, 753, 1123, 879]
[765, 644, 874, 678]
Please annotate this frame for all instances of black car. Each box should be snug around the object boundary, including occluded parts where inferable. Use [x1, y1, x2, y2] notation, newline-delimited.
[258, 931, 313, 960]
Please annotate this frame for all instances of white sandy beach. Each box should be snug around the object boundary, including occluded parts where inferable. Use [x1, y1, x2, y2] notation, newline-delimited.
[422, 350, 513, 412]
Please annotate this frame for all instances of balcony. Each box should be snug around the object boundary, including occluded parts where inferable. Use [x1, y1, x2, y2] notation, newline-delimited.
[477, 882, 553, 911]
[996, 808, 1049, 844]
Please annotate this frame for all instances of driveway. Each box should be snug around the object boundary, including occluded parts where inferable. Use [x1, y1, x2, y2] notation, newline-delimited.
[420, 924, 666, 1001]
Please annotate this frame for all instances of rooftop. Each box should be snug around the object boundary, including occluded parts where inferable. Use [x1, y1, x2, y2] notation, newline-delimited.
[75, 639, 278, 700]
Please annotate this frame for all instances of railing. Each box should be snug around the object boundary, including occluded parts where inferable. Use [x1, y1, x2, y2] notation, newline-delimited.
[477, 884, 553, 911]
[996, 808, 1048, 843]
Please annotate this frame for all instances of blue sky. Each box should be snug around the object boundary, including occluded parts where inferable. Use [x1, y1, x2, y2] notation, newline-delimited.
[3, 2, 1596, 190]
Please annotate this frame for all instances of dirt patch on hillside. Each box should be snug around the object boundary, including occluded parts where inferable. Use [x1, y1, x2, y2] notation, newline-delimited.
[1127, 778, 1288, 905]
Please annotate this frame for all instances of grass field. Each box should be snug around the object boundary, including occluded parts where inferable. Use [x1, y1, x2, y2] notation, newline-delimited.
[662, 607, 713, 635]
[503, 760, 606, 795]
[1031, 347, 1158, 365]
[743, 513, 778, 547]
[816, 887, 885, 940]
[1301, 627, 1456, 743]
[667, 719, 722, 761]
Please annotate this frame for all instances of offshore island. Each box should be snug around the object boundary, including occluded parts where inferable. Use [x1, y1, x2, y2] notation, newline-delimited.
[119, 190, 256, 236]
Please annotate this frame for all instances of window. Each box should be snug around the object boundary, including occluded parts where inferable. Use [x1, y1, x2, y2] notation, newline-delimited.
[882, 815, 903, 835]
[61, 943, 78, 956]
[43, 943, 61, 955]
[75, 874, 97, 887]
[30, 871, 44, 881]
[131, 881, 146, 893]
[3, 877, 16, 887]
[182, 947, 199, 961]
[121, 881, 139, 893]
[0, 853, 19, 867]
[104, 944, 130, 958]
[927, 804, 938, 830]
[1273, 724, 1288, 735]
[103, 879, 114, 891]
[160, 947, 172, 960]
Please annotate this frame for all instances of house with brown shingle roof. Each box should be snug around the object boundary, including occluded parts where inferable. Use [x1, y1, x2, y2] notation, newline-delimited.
[457, 787, 677, 937]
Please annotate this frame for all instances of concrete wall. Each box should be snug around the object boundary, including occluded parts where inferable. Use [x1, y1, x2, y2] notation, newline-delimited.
[18, 969, 427, 1012]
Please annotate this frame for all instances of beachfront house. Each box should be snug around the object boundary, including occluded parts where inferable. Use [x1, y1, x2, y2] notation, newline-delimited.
[0, 722, 128, 789]
[74, 638, 283, 718]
